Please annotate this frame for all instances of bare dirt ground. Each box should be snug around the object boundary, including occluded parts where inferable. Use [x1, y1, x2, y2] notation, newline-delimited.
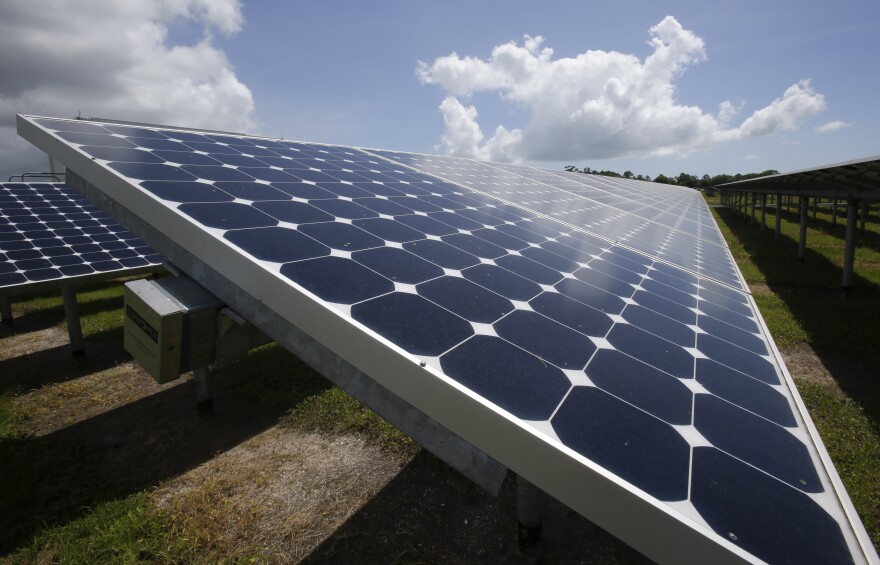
[1, 304, 646, 564]
[781, 343, 839, 388]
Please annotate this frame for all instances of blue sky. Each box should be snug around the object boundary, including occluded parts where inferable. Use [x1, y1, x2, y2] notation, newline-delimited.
[1, 0, 878, 180]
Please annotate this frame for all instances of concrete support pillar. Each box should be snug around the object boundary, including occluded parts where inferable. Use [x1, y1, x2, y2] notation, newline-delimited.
[61, 286, 84, 357]
[832, 199, 839, 225]
[517, 475, 548, 555]
[760, 193, 767, 232]
[194, 366, 215, 416]
[860, 200, 868, 234]
[0, 295, 12, 325]
[842, 198, 858, 296]
[775, 193, 782, 242]
[798, 196, 808, 262]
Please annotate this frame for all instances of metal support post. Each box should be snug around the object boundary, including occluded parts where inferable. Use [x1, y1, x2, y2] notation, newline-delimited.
[0, 295, 11, 325]
[842, 198, 858, 296]
[194, 366, 215, 416]
[832, 199, 838, 226]
[61, 286, 84, 357]
[750, 192, 757, 223]
[860, 200, 868, 234]
[517, 474, 548, 556]
[812, 197, 818, 220]
[775, 193, 782, 242]
[760, 193, 767, 232]
[798, 196, 808, 263]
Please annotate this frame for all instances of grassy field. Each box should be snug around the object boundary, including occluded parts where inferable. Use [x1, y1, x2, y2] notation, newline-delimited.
[1, 194, 878, 562]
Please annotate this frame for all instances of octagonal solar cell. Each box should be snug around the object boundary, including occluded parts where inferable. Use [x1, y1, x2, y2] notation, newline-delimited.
[20, 115, 874, 565]
[0, 182, 163, 291]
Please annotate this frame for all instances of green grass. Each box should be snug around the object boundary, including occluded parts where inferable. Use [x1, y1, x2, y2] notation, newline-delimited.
[281, 387, 416, 454]
[750, 293, 809, 349]
[798, 381, 880, 541]
[0, 280, 129, 352]
[5, 494, 195, 564]
[0, 396, 27, 441]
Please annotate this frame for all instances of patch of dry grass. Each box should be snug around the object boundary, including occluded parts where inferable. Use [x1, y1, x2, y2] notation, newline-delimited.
[153, 426, 412, 562]
[14, 359, 176, 437]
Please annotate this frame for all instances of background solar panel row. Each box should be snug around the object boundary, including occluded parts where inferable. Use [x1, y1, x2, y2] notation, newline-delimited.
[21, 115, 865, 564]
[0, 182, 162, 289]
[369, 150, 741, 289]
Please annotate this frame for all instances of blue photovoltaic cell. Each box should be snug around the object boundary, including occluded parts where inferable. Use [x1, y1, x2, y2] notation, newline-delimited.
[0, 182, 163, 290]
[24, 116, 869, 564]
[370, 150, 743, 290]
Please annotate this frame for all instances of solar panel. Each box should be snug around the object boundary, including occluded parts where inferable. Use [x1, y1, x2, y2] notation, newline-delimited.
[369, 150, 743, 289]
[0, 182, 163, 291]
[17, 115, 876, 564]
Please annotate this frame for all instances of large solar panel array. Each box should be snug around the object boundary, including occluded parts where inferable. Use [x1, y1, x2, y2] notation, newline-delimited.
[371, 150, 742, 289]
[18, 115, 876, 564]
[0, 182, 162, 291]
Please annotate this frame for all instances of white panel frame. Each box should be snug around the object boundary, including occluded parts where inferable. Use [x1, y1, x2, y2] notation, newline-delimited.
[19, 114, 877, 565]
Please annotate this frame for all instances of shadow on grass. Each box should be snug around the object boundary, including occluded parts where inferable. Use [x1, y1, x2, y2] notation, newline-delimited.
[0, 344, 331, 554]
[303, 451, 649, 565]
[0, 327, 127, 394]
[739, 204, 880, 261]
[717, 206, 880, 428]
[0, 294, 125, 336]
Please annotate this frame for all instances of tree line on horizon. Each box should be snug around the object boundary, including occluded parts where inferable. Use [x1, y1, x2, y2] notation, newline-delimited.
[563, 165, 779, 188]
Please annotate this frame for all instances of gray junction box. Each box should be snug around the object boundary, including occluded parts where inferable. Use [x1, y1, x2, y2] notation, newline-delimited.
[123, 276, 223, 383]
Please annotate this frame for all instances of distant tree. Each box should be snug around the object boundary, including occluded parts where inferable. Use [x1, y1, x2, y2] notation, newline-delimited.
[560, 166, 776, 187]
[676, 172, 698, 187]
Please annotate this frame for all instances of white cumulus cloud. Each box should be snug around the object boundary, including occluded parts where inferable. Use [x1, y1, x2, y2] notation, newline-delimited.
[0, 0, 255, 179]
[417, 16, 826, 162]
[737, 80, 825, 138]
[814, 120, 853, 134]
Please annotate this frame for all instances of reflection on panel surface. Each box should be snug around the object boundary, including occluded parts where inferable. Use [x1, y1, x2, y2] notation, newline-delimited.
[23, 116, 869, 564]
